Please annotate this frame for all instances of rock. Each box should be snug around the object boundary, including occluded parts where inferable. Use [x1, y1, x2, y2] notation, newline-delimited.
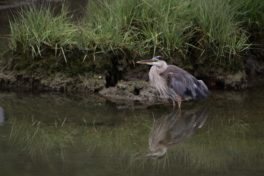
[78, 74, 106, 92]
[41, 73, 74, 92]
[99, 80, 165, 105]
[217, 71, 247, 89]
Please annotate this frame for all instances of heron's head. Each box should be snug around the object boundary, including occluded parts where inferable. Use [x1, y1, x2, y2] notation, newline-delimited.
[136, 56, 167, 68]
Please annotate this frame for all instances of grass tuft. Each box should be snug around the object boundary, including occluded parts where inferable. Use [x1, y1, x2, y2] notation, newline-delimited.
[6, 0, 264, 74]
[9, 5, 78, 57]
[193, 0, 249, 56]
[81, 0, 253, 70]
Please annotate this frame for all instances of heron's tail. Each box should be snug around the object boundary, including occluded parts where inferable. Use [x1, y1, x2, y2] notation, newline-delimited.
[194, 80, 210, 99]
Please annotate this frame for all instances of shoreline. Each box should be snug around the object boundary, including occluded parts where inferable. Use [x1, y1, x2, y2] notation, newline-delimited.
[1, 0, 264, 100]
[0, 67, 263, 105]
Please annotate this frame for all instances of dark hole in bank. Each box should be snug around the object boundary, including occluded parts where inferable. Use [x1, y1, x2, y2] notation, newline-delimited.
[105, 54, 125, 88]
[133, 88, 140, 95]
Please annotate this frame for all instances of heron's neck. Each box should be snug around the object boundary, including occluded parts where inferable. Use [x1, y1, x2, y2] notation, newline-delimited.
[149, 64, 168, 77]
[149, 65, 168, 98]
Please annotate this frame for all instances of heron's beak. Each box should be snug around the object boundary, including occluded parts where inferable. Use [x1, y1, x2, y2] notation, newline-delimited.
[136, 59, 156, 65]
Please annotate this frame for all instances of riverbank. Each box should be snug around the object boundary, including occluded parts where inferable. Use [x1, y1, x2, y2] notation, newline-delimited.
[1, 0, 264, 102]
[0, 69, 163, 105]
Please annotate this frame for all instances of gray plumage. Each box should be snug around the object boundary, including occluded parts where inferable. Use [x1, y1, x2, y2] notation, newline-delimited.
[161, 65, 209, 100]
[137, 56, 210, 108]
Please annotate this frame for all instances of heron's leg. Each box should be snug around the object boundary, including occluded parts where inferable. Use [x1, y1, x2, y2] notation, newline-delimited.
[177, 101, 181, 109]
[175, 96, 182, 110]
[172, 101, 176, 109]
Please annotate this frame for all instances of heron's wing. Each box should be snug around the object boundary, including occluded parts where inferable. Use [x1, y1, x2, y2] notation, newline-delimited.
[161, 65, 209, 100]
[161, 66, 195, 99]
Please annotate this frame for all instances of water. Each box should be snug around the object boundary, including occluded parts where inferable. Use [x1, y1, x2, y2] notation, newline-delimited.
[0, 88, 264, 176]
[0, 1, 263, 175]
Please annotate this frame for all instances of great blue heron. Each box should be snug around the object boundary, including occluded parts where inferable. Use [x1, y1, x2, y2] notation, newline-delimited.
[147, 107, 208, 159]
[137, 56, 209, 108]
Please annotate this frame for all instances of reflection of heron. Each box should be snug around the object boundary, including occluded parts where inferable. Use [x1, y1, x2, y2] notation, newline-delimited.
[0, 106, 4, 125]
[137, 56, 209, 108]
[147, 107, 208, 159]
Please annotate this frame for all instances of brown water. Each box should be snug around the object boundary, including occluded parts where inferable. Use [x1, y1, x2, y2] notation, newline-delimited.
[0, 88, 263, 176]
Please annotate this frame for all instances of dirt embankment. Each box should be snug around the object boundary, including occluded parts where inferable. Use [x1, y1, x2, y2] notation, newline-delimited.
[1, 48, 264, 105]
[1, 4, 264, 103]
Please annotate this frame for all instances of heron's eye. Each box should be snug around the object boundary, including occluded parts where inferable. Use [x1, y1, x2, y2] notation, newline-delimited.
[152, 56, 162, 61]
[156, 56, 162, 60]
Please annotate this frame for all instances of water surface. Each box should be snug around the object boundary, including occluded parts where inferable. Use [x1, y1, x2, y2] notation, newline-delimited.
[0, 88, 263, 176]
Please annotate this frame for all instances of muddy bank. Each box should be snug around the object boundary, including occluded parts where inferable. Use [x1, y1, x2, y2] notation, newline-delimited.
[1, 0, 264, 104]
[0, 61, 263, 105]
[1, 39, 264, 104]
[0, 71, 105, 92]
[0, 70, 163, 105]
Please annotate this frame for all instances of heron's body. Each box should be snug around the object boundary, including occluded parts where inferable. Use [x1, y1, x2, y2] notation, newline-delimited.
[137, 56, 209, 108]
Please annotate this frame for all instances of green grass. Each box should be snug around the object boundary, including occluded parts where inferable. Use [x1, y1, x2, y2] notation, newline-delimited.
[81, 0, 194, 58]
[9, 6, 78, 58]
[193, 0, 249, 56]
[80, 0, 255, 70]
[79, 0, 139, 54]
[230, 0, 264, 29]
[7, 0, 264, 74]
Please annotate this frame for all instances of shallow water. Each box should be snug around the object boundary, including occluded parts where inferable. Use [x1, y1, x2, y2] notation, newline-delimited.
[0, 88, 264, 176]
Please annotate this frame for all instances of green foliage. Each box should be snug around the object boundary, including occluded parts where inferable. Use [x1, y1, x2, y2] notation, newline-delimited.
[230, 0, 264, 29]
[193, 0, 249, 56]
[81, 0, 193, 57]
[81, 0, 253, 70]
[79, 0, 140, 55]
[9, 6, 78, 57]
[7, 0, 264, 74]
